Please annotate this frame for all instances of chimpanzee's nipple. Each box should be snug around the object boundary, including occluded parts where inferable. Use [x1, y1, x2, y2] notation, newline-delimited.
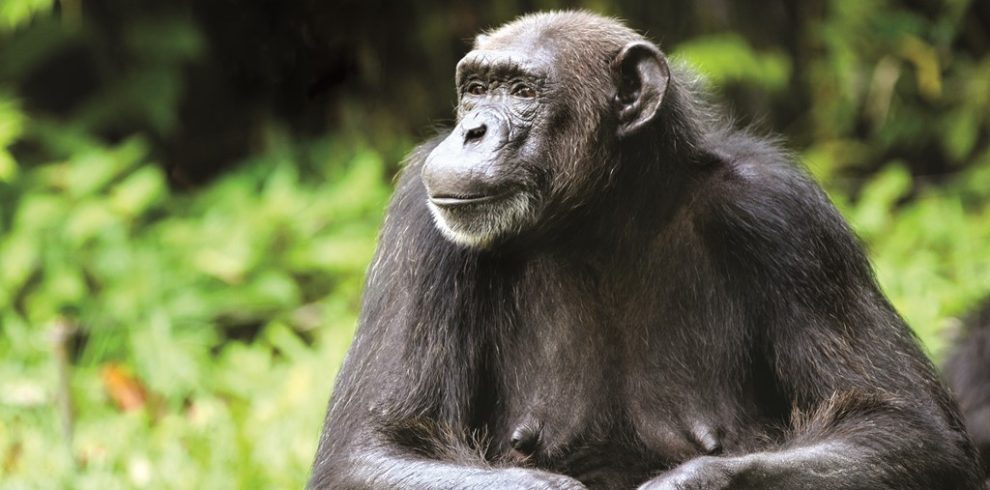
[510, 422, 541, 457]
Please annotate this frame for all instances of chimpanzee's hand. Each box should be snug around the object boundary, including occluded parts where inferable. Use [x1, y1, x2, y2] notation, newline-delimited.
[501, 467, 587, 490]
[637, 456, 740, 490]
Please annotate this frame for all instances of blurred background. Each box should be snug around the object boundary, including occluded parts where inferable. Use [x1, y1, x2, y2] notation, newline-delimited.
[0, 0, 988, 487]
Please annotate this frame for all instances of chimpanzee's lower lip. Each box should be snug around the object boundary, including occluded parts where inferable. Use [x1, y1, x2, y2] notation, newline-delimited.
[428, 191, 514, 208]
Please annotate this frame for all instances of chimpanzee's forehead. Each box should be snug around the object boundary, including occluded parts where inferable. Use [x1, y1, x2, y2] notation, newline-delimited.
[456, 49, 554, 81]
[475, 25, 581, 57]
[477, 12, 638, 55]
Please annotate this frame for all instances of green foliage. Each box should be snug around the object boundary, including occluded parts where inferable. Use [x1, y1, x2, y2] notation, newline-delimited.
[0, 0, 52, 32]
[827, 157, 990, 354]
[0, 122, 389, 486]
[672, 34, 792, 91]
[797, 0, 990, 354]
[804, 0, 990, 173]
[0, 92, 24, 181]
[0, 15, 390, 480]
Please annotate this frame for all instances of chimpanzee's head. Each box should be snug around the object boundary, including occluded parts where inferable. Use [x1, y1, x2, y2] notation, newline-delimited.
[421, 12, 671, 248]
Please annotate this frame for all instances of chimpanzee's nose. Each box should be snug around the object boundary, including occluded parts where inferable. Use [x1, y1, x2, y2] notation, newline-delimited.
[461, 115, 488, 144]
[422, 111, 510, 203]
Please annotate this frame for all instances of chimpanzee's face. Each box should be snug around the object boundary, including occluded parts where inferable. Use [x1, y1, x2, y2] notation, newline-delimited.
[421, 26, 667, 249]
[421, 41, 557, 249]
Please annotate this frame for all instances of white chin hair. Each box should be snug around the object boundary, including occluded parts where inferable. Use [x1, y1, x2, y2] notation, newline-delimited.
[427, 193, 533, 249]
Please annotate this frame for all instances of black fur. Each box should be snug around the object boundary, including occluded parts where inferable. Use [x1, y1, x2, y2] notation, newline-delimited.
[310, 11, 983, 489]
[945, 298, 990, 476]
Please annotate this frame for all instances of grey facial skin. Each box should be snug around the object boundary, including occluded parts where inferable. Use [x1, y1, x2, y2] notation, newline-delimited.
[309, 11, 984, 490]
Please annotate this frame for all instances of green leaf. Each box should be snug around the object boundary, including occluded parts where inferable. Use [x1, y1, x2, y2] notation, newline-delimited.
[110, 165, 167, 218]
[0, 0, 53, 32]
[672, 34, 792, 91]
[941, 108, 980, 163]
[850, 163, 912, 238]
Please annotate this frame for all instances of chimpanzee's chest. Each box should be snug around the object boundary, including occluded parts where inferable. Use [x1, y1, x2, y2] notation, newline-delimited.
[482, 276, 771, 488]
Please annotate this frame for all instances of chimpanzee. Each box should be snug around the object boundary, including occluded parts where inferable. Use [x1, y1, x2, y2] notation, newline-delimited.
[945, 298, 990, 476]
[309, 11, 983, 489]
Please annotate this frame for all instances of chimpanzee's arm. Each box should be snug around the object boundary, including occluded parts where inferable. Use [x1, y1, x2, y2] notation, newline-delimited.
[639, 161, 983, 490]
[313, 450, 582, 489]
[307, 145, 585, 490]
[310, 350, 583, 490]
[944, 299, 990, 472]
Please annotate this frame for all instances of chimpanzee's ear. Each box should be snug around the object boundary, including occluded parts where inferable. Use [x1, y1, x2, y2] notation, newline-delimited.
[611, 41, 670, 138]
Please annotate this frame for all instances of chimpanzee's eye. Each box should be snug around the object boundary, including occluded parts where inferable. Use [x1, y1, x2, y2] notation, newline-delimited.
[466, 82, 487, 96]
[512, 84, 536, 98]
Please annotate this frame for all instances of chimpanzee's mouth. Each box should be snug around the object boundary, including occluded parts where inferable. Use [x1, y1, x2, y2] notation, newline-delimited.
[428, 190, 516, 208]
[425, 185, 534, 248]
